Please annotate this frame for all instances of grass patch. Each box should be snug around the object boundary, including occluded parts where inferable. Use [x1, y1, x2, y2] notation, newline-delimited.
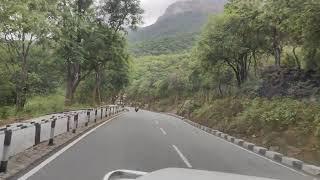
[0, 91, 91, 125]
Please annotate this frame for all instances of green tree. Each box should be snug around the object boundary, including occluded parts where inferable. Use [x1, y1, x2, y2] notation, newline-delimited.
[197, 14, 262, 87]
[56, 0, 95, 105]
[0, 0, 57, 110]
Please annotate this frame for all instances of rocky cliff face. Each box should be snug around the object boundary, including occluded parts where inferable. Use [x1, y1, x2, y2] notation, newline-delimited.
[128, 0, 226, 56]
[158, 0, 226, 22]
[129, 0, 226, 42]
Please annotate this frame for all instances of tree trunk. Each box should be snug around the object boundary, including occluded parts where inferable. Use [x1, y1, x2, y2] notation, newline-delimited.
[92, 67, 102, 105]
[64, 0, 85, 106]
[292, 47, 301, 69]
[274, 47, 281, 67]
[16, 54, 28, 111]
[218, 80, 224, 97]
[273, 27, 281, 67]
[65, 62, 81, 106]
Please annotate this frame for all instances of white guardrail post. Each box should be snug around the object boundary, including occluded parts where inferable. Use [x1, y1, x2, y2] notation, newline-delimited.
[34, 123, 41, 146]
[86, 110, 90, 127]
[100, 107, 103, 120]
[94, 109, 97, 123]
[67, 115, 71, 132]
[0, 129, 12, 173]
[72, 114, 78, 134]
[48, 119, 56, 146]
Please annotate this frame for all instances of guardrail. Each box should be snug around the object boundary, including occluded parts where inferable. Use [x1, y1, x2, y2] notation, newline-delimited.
[0, 105, 123, 173]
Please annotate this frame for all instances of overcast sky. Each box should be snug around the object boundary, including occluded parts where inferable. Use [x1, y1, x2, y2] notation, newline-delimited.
[140, 0, 184, 26]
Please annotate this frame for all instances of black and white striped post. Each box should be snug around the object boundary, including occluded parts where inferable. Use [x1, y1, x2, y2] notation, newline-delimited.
[95, 109, 97, 123]
[101, 107, 103, 120]
[34, 123, 41, 146]
[67, 116, 70, 132]
[48, 119, 56, 146]
[0, 129, 12, 173]
[109, 107, 111, 116]
[86, 111, 90, 126]
[105, 107, 108, 117]
[73, 114, 78, 133]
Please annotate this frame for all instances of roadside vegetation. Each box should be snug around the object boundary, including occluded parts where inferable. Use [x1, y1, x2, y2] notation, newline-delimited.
[127, 0, 320, 164]
[0, 0, 143, 122]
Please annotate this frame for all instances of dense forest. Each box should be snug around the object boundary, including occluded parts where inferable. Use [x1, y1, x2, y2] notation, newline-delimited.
[127, 0, 320, 164]
[0, 0, 143, 121]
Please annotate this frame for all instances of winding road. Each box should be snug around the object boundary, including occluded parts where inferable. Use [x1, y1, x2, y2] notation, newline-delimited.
[16, 109, 315, 180]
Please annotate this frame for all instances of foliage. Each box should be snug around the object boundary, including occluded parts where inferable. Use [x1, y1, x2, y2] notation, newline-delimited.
[127, 54, 193, 102]
[0, 0, 142, 119]
[190, 97, 320, 136]
[0, 0, 58, 110]
[0, 89, 90, 122]
[129, 33, 199, 57]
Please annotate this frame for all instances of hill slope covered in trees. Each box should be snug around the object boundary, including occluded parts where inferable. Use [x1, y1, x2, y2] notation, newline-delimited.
[128, 0, 226, 56]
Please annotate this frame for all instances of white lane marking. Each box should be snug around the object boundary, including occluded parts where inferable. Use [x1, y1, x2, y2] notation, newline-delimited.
[155, 120, 159, 125]
[176, 118, 309, 177]
[172, 145, 192, 168]
[18, 114, 122, 180]
[159, 128, 167, 135]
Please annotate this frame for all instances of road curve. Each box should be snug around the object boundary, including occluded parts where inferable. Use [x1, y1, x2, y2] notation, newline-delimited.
[17, 109, 314, 180]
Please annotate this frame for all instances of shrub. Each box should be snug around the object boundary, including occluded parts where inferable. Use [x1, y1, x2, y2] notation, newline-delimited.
[0, 106, 10, 119]
[236, 98, 320, 133]
[190, 96, 320, 136]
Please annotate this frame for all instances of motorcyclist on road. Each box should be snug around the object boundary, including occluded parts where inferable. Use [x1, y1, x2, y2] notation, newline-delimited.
[134, 102, 140, 112]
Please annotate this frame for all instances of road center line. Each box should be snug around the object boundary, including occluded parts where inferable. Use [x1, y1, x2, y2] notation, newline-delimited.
[17, 114, 122, 180]
[159, 128, 167, 135]
[172, 145, 192, 168]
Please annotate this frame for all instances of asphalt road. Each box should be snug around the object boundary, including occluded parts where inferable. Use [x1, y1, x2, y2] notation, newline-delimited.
[18, 109, 315, 180]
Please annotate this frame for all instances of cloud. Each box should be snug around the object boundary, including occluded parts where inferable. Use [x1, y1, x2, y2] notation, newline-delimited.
[140, 0, 184, 26]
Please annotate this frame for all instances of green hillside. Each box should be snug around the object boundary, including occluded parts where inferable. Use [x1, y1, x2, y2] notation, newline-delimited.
[128, 0, 226, 56]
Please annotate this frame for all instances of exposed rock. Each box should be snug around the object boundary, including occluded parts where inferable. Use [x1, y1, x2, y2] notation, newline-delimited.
[158, 0, 226, 22]
[258, 67, 320, 98]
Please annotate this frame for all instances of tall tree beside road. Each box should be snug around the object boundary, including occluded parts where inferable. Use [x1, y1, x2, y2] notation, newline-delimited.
[59, 0, 143, 106]
[87, 0, 143, 104]
[83, 22, 129, 104]
[57, 0, 94, 106]
[0, 0, 57, 111]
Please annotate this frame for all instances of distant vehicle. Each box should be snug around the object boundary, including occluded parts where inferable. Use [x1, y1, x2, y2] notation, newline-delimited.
[103, 168, 278, 180]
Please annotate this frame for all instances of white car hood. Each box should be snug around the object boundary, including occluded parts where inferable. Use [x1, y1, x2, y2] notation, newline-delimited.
[137, 168, 278, 180]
